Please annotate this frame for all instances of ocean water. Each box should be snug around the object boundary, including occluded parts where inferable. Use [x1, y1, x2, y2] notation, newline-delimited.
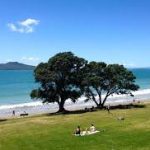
[0, 69, 150, 105]
[0, 70, 37, 105]
[130, 68, 150, 89]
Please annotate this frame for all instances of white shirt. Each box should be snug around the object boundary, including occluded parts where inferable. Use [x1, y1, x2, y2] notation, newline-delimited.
[90, 126, 96, 132]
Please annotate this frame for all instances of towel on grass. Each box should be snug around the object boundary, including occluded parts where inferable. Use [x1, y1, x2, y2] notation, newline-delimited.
[75, 130, 100, 136]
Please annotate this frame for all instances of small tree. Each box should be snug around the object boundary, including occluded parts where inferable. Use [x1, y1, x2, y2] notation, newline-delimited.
[31, 52, 87, 113]
[83, 62, 139, 108]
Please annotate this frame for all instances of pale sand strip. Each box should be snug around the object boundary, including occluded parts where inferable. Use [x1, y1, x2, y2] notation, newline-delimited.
[1, 89, 150, 119]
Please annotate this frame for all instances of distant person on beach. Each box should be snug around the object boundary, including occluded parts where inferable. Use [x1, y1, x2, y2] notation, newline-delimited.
[12, 110, 15, 116]
[107, 104, 110, 114]
[74, 126, 81, 135]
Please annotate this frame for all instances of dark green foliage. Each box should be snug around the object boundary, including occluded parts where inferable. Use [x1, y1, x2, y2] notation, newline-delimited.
[82, 62, 139, 108]
[31, 52, 87, 112]
[31, 51, 139, 111]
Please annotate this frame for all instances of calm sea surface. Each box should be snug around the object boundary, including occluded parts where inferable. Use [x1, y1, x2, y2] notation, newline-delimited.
[0, 70, 37, 105]
[0, 69, 150, 105]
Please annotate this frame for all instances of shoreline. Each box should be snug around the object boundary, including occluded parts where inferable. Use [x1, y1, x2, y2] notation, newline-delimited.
[1, 88, 150, 119]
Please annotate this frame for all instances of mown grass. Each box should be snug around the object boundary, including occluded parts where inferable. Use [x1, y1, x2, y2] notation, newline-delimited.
[0, 104, 150, 150]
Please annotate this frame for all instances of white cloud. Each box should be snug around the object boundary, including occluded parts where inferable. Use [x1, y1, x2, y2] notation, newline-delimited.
[122, 63, 137, 68]
[20, 18, 39, 27]
[7, 18, 40, 33]
[7, 24, 16, 31]
[21, 56, 40, 61]
[5, 59, 13, 62]
[20, 57, 40, 65]
[0, 57, 40, 65]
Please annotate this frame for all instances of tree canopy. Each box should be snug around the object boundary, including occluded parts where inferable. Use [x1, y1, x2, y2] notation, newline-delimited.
[82, 62, 139, 108]
[31, 52, 139, 112]
[31, 52, 87, 113]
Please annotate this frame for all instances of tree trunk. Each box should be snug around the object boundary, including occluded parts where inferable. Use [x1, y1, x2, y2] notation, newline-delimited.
[97, 94, 109, 109]
[89, 90, 99, 107]
[97, 103, 104, 109]
[57, 100, 66, 113]
[95, 94, 104, 109]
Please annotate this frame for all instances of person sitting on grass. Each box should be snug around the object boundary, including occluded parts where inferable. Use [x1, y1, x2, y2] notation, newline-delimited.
[74, 124, 100, 136]
[74, 126, 81, 136]
[89, 124, 96, 133]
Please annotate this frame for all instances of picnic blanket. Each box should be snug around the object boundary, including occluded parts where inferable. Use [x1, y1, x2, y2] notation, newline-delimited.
[75, 130, 100, 136]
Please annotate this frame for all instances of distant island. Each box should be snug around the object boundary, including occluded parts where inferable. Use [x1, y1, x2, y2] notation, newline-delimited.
[0, 62, 35, 70]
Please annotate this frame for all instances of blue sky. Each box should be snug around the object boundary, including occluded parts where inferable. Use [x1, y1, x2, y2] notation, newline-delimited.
[0, 0, 150, 67]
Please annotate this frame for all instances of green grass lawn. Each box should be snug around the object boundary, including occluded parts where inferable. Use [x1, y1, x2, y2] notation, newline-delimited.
[0, 104, 150, 150]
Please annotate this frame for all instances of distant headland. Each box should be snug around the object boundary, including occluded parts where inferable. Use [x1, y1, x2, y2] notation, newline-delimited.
[0, 62, 35, 70]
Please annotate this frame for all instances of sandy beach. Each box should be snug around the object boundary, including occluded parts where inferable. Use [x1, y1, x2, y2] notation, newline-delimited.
[0, 89, 150, 119]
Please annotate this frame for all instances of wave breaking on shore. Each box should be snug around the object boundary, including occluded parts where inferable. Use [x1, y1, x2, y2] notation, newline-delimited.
[0, 89, 150, 118]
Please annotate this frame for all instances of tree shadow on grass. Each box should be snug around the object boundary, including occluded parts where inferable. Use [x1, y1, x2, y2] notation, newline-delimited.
[46, 108, 97, 116]
[107, 104, 146, 110]
[46, 104, 146, 116]
[0, 118, 7, 122]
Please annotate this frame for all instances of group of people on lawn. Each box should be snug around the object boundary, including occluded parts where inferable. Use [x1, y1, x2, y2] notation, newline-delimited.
[74, 124, 97, 136]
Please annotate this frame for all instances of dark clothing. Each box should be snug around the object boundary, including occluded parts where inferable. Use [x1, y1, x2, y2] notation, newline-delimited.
[12, 110, 15, 116]
[75, 128, 81, 135]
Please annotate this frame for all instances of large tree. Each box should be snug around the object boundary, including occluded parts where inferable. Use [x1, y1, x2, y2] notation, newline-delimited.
[31, 52, 87, 113]
[82, 62, 139, 108]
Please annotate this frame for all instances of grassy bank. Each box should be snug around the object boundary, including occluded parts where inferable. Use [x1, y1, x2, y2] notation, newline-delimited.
[0, 104, 150, 150]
